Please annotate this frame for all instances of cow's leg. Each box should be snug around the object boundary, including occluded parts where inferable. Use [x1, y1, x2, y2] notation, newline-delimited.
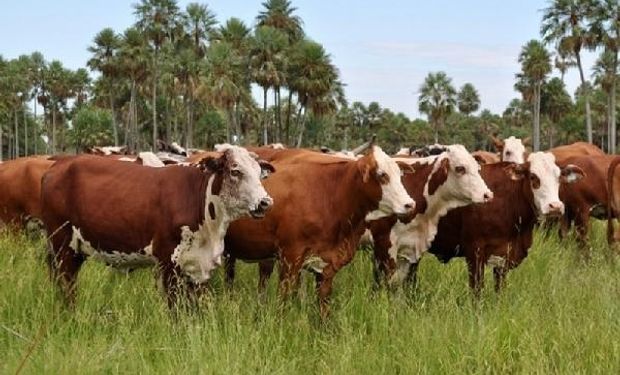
[466, 251, 485, 298]
[278, 256, 302, 300]
[160, 264, 185, 309]
[559, 209, 573, 239]
[258, 259, 275, 294]
[314, 266, 336, 319]
[405, 262, 420, 291]
[493, 267, 507, 293]
[47, 229, 85, 306]
[575, 210, 591, 258]
[223, 254, 236, 289]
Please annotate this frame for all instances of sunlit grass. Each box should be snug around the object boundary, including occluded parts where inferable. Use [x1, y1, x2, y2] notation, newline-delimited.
[2, 222, 620, 373]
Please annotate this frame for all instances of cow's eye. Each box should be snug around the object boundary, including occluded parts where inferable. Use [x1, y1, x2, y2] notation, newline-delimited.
[231, 169, 242, 177]
[506, 151, 512, 156]
[455, 166, 466, 175]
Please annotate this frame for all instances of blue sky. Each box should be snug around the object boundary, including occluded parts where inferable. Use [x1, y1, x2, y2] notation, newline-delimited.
[0, 0, 597, 118]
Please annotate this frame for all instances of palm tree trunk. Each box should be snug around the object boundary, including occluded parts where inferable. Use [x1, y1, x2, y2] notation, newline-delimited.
[186, 96, 192, 150]
[110, 86, 118, 146]
[263, 87, 268, 145]
[33, 96, 37, 155]
[285, 90, 293, 145]
[274, 89, 279, 142]
[296, 106, 308, 147]
[611, 52, 618, 154]
[52, 104, 56, 154]
[533, 83, 541, 152]
[24, 106, 27, 156]
[152, 50, 158, 151]
[575, 52, 592, 144]
[14, 109, 19, 158]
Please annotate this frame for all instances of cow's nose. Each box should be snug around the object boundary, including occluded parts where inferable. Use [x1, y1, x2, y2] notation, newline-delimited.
[404, 201, 415, 212]
[483, 191, 493, 202]
[259, 197, 273, 209]
[548, 202, 564, 214]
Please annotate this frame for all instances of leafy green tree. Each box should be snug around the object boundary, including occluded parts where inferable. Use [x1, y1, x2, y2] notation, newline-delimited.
[541, 0, 596, 143]
[541, 77, 573, 147]
[418, 71, 457, 143]
[516, 40, 552, 151]
[70, 106, 114, 151]
[457, 83, 480, 116]
[134, 0, 181, 150]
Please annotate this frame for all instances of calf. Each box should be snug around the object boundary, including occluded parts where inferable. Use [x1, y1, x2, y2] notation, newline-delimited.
[224, 146, 415, 316]
[41, 146, 274, 306]
[429, 153, 584, 295]
[491, 135, 528, 163]
[369, 145, 493, 286]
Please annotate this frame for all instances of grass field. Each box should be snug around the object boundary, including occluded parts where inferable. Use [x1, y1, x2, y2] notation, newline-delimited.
[2, 223, 620, 374]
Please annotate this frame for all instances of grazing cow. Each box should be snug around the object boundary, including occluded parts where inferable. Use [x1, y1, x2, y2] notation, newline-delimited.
[0, 156, 54, 229]
[555, 155, 618, 247]
[491, 135, 528, 163]
[87, 146, 130, 156]
[550, 142, 605, 163]
[224, 146, 415, 316]
[428, 153, 584, 295]
[40, 146, 275, 306]
[369, 145, 493, 286]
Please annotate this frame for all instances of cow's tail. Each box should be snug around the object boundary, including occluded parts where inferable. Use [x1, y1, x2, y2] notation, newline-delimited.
[607, 156, 620, 245]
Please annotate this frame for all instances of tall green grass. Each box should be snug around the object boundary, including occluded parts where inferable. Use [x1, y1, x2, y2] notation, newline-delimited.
[2, 223, 620, 374]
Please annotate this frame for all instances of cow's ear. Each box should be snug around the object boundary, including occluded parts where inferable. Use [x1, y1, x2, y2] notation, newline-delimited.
[473, 154, 487, 165]
[396, 161, 415, 175]
[199, 156, 224, 174]
[504, 163, 528, 180]
[560, 164, 585, 184]
[259, 160, 275, 179]
[490, 135, 504, 152]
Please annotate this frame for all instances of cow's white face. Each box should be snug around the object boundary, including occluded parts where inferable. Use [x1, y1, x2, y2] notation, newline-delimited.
[525, 152, 564, 216]
[440, 145, 493, 204]
[502, 136, 525, 163]
[372, 146, 415, 217]
[218, 146, 274, 219]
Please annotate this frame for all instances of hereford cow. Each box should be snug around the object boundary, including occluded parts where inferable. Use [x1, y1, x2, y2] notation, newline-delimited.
[223, 146, 415, 316]
[428, 153, 584, 295]
[0, 156, 54, 229]
[41, 146, 275, 306]
[491, 135, 528, 163]
[550, 142, 605, 163]
[368, 144, 493, 286]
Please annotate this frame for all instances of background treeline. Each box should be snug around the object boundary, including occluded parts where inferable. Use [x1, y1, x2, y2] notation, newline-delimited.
[0, 0, 618, 158]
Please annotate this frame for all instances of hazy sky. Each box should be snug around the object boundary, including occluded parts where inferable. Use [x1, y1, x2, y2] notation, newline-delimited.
[0, 0, 598, 118]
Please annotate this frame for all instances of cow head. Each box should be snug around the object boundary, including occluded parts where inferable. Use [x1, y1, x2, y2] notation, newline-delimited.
[505, 152, 584, 216]
[427, 145, 493, 204]
[493, 136, 526, 163]
[359, 146, 415, 219]
[199, 146, 275, 219]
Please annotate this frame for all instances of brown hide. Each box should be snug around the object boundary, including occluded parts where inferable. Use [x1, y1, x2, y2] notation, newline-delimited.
[472, 151, 500, 165]
[0, 156, 54, 229]
[557, 155, 614, 246]
[550, 142, 605, 164]
[428, 162, 537, 294]
[40, 155, 218, 304]
[224, 150, 387, 313]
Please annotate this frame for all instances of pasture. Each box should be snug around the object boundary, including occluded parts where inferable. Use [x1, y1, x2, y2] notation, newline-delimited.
[2, 223, 620, 374]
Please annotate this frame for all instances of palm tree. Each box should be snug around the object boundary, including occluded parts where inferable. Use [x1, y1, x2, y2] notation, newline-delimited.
[134, 0, 181, 150]
[517, 40, 552, 151]
[592, 49, 616, 152]
[541, 77, 573, 147]
[87, 28, 121, 145]
[590, 0, 620, 153]
[457, 83, 480, 116]
[541, 0, 596, 143]
[554, 47, 576, 83]
[418, 71, 457, 143]
[29, 52, 45, 155]
[45, 60, 72, 153]
[183, 3, 217, 57]
[250, 26, 288, 144]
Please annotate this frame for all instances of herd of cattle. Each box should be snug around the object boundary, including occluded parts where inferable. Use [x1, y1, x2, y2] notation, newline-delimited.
[1, 137, 620, 316]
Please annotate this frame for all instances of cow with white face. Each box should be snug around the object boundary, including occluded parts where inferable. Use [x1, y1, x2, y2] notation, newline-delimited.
[492, 135, 528, 164]
[368, 144, 493, 286]
[505, 152, 582, 217]
[40, 145, 275, 306]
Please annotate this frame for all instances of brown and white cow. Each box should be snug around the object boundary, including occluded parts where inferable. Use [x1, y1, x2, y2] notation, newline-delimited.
[223, 146, 415, 316]
[41, 146, 275, 306]
[428, 153, 584, 295]
[369, 144, 493, 286]
[0, 156, 54, 229]
[491, 135, 528, 163]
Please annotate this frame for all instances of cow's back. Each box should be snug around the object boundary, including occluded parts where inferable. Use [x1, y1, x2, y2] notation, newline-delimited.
[550, 142, 605, 163]
[0, 156, 54, 228]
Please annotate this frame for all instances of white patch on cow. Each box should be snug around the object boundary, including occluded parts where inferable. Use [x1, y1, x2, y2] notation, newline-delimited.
[99, 146, 127, 155]
[269, 143, 285, 149]
[303, 255, 328, 273]
[170, 142, 187, 155]
[214, 143, 235, 152]
[487, 255, 506, 268]
[69, 226, 156, 270]
[395, 148, 411, 156]
[137, 152, 165, 167]
[385, 145, 492, 286]
[528, 152, 564, 215]
[118, 157, 137, 162]
[171, 146, 273, 283]
[371, 146, 416, 219]
[502, 136, 525, 163]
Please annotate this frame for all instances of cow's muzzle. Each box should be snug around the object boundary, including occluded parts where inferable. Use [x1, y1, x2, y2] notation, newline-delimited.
[250, 196, 273, 218]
